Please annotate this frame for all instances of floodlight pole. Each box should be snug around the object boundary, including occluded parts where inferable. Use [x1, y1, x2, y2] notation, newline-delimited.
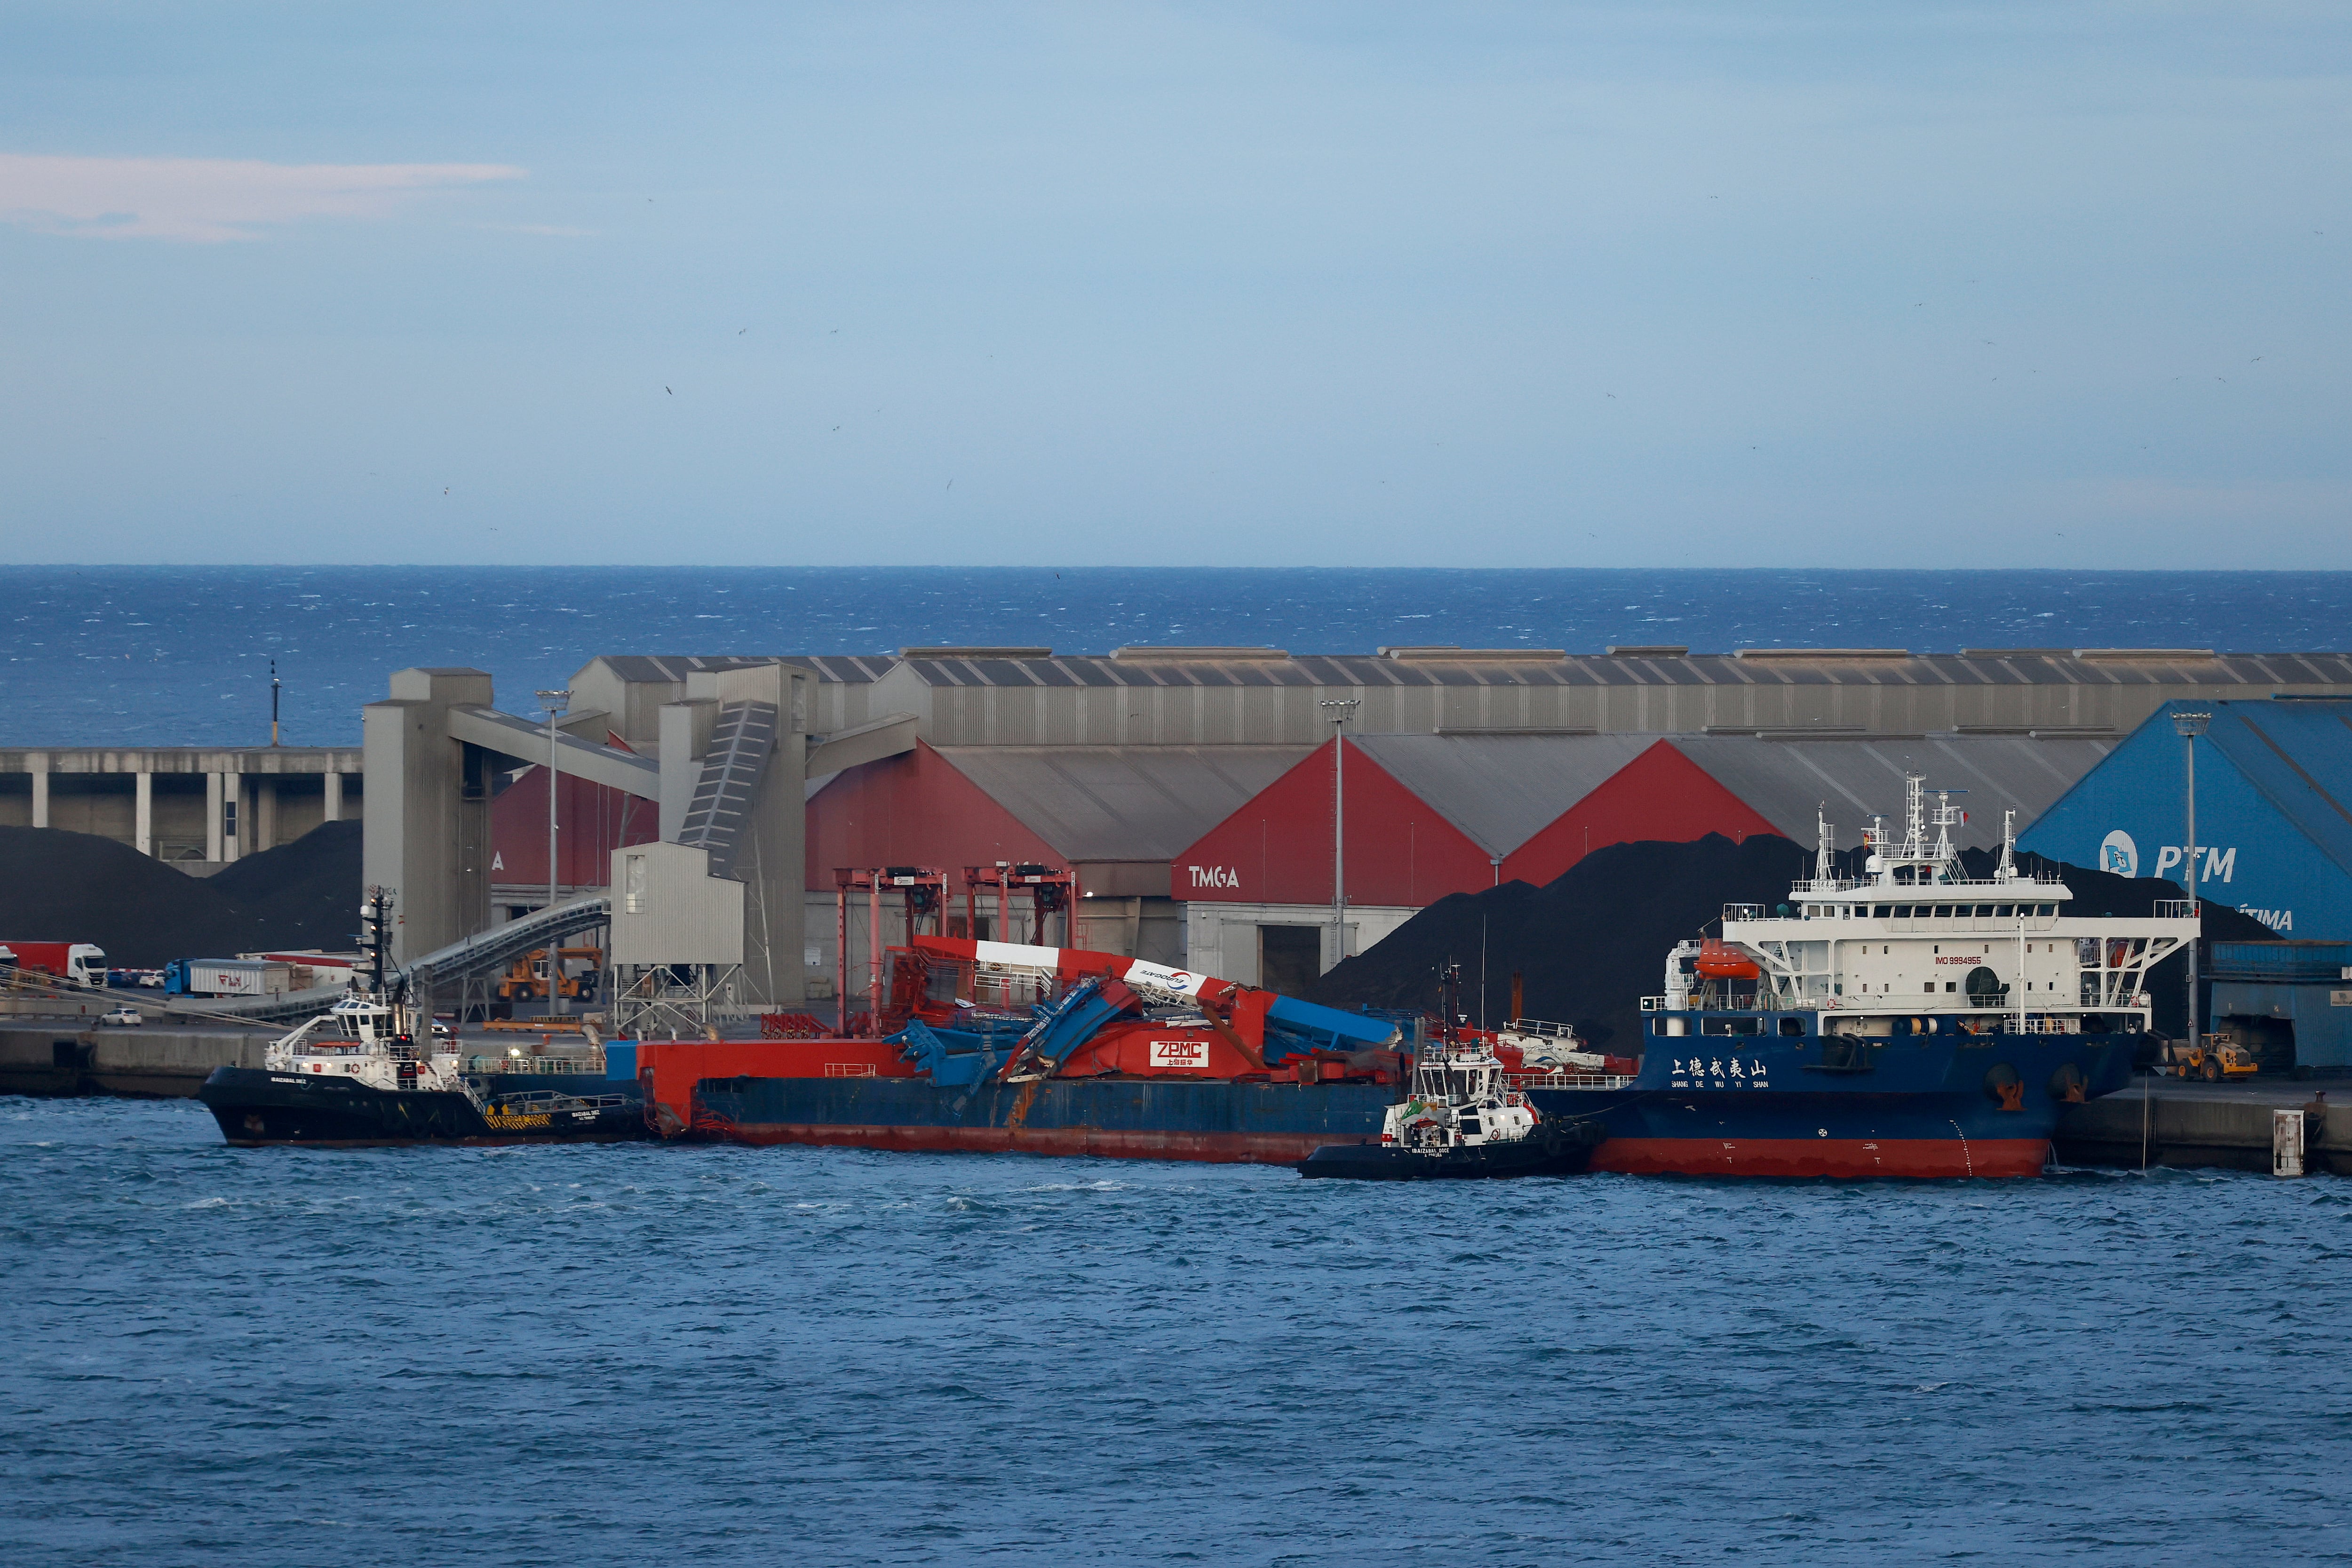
[2174, 708, 2211, 1053]
[1319, 699, 1360, 974]
[538, 688, 572, 1014]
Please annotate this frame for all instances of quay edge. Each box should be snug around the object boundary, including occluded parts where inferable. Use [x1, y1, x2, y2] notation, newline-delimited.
[2055, 1079, 2352, 1174]
[0, 1021, 272, 1098]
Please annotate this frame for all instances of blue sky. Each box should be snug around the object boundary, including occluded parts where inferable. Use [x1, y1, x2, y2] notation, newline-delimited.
[2, 2, 2346, 567]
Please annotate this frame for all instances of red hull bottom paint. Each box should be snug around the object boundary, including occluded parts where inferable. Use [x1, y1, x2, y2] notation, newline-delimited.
[712, 1122, 1366, 1165]
[1588, 1137, 2052, 1179]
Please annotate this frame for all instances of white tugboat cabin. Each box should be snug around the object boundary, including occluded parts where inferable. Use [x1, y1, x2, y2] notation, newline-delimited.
[1383, 1042, 1541, 1154]
[265, 993, 466, 1093]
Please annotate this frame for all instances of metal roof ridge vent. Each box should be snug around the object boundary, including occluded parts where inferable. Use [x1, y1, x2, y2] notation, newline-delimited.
[1755, 727, 1911, 741]
[1110, 645, 1290, 661]
[1382, 646, 1567, 661]
[1604, 645, 1690, 657]
[1733, 647, 1912, 661]
[1951, 722, 2120, 735]
[2074, 647, 2217, 661]
[899, 646, 1053, 659]
[1430, 725, 1600, 736]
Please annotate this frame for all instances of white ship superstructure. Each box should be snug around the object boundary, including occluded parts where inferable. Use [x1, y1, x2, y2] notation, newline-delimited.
[1655, 775, 2200, 1038]
[265, 993, 465, 1092]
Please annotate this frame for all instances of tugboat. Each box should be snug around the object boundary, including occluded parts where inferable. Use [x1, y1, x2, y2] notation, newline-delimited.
[1299, 966, 1605, 1179]
[196, 890, 644, 1148]
[1520, 779, 2201, 1178]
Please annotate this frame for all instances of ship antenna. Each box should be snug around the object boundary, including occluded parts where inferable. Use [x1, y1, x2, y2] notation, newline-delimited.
[1815, 804, 1834, 886]
[1998, 808, 2018, 882]
[1902, 772, 1926, 865]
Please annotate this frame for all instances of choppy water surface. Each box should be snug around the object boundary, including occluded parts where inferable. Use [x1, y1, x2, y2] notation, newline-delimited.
[6, 1097, 2350, 1567]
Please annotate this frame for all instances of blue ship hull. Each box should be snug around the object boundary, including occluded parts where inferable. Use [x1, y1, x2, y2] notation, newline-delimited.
[688, 1073, 1400, 1163]
[1527, 1018, 2141, 1177]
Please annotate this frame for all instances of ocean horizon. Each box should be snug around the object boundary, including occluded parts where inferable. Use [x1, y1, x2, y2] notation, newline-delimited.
[4, 565, 2348, 748]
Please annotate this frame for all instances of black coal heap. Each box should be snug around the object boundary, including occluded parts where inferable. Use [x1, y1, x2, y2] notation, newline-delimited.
[1306, 834, 2273, 1049]
[0, 821, 362, 968]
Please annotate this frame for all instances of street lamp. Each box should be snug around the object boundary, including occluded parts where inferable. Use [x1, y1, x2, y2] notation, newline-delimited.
[2173, 708, 2211, 1053]
[537, 689, 570, 1014]
[1318, 698, 1360, 973]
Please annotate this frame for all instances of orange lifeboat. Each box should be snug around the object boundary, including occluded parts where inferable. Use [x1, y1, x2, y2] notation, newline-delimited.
[1694, 939, 1761, 979]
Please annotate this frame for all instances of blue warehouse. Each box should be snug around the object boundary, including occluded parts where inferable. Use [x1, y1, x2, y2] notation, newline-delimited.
[2024, 698, 2352, 1071]
[2024, 698, 2352, 940]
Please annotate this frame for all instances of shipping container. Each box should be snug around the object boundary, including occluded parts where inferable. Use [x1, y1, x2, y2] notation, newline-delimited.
[164, 959, 294, 998]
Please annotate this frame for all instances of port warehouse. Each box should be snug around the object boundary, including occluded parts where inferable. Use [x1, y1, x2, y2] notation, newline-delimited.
[2024, 697, 2352, 1067]
[9, 646, 2352, 1007]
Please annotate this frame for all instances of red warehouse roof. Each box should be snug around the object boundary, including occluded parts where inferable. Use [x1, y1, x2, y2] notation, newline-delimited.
[1171, 739, 1495, 906]
[1171, 735, 1779, 908]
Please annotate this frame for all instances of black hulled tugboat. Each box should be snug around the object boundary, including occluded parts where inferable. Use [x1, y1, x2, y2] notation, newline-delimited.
[197, 889, 645, 1148]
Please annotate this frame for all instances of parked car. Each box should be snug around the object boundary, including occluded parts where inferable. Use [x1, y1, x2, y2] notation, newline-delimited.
[100, 1005, 143, 1027]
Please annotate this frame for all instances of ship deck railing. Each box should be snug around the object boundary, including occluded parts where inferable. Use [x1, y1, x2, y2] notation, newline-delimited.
[1501, 1017, 1578, 1038]
[1512, 1071, 1635, 1090]
[472, 1087, 635, 1112]
[465, 1054, 604, 1075]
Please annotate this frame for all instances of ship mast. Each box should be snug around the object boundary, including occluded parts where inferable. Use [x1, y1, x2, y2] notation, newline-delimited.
[358, 887, 393, 1001]
[1931, 790, 1964, 879]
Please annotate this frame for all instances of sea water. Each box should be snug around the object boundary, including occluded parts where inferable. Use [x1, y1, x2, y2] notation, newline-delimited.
[5, 565, 2349, 747]
[5, 1097, 2349, 1566]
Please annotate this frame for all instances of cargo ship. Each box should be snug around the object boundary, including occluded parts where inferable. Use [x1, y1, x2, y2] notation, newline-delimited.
[1520, 780, 2199, 1177]
[635, 938, 1413, 1163]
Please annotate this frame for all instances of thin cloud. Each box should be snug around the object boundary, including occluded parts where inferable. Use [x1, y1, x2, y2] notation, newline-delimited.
[0, 153, 525, 242]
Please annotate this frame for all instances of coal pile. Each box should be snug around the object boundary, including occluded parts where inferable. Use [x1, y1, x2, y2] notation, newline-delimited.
[1307, 835, 2274, 1050]
[205, 820, 363, 951]
[1308, 834, 1814, 1051]
[0, 822, 361, 968]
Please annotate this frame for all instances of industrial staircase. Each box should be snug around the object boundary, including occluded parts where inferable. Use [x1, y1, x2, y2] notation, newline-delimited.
[676, 700, 778, 880]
